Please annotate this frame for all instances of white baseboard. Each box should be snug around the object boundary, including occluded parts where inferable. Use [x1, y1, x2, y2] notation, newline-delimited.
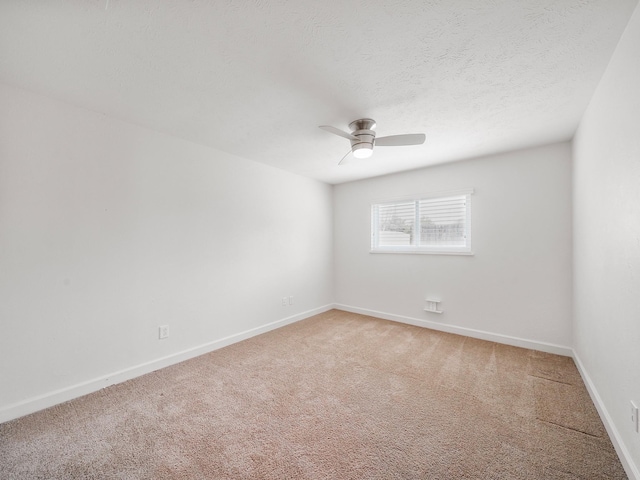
[572, 351, 640, 480]
[333, 304, 573, 356]
[0, 304, 333, 424]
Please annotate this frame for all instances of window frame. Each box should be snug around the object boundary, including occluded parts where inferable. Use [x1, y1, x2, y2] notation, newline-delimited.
[370, 189, 473, 255]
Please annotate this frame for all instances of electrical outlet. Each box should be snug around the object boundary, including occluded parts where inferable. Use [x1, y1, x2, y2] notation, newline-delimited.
[159, 325, 169, 339]
[282, 297, 288, 306]
[289, 296, 294, 305]
[631, 401, 639, 432]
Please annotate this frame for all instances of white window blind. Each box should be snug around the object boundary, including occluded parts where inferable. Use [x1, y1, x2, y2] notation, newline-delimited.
[376, 201, 415, 247]
[371, 190, 472, 254]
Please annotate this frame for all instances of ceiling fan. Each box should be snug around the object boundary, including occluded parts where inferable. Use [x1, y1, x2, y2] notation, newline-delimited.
[319, 118, 425, 165]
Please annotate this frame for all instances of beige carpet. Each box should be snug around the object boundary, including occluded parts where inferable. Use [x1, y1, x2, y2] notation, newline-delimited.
[0, 310, 627, 479]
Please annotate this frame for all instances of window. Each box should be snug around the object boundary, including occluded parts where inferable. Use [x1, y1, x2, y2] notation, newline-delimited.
[371, 189, 473, 254]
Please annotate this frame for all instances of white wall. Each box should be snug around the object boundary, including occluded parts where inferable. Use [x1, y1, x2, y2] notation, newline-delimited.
[334, 142, 573, 350]
[573, 3, 640, 476]
[0, 83, 333, 419]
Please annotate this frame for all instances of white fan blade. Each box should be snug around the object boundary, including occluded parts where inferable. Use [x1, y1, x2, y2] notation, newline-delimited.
[320, 125, 358, 141]
[338, 149, 352, 165]
[375, 133, 425, 146]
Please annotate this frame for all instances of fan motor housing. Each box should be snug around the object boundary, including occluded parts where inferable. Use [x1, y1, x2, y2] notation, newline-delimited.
[349, 118, 376, 153]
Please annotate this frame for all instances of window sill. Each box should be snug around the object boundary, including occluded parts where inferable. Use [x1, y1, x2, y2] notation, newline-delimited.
[369, 249, 474, 256]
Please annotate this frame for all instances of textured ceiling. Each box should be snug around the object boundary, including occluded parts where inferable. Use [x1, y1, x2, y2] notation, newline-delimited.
[0, 1, 637, 184]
